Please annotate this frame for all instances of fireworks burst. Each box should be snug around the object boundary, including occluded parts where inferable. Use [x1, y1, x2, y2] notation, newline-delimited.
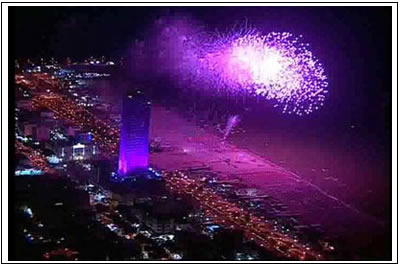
[197, 31, 328, 115]
[134, 17, 328, 115]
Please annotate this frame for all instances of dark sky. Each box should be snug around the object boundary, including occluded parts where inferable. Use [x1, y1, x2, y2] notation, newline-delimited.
[10, 6, 392, 140]
[10, 7, 159, 59]
[10, 6, 391, 59]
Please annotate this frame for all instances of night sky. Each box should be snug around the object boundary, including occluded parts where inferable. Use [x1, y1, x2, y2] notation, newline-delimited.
[10, 6, 392, 60]
[10, 5, 392, 154]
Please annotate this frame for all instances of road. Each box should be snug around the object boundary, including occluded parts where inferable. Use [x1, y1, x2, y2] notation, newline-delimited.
[164, 170, 322, 260]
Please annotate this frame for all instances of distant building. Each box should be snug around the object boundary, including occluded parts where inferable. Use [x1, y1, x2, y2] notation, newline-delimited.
[40, 111, 54, 119]
[77, 132, 94, 144]
[57, 142, 97, 161]
[23, 122, 36, 137]
[21, 122, 52, 142]
[145, 216, 175, 234]
[66, 126, 80, 137]
[133, 200, 190, 235]
[72, 143, 86, 160]
[17, 99, 34, 111]
[118, 90, 151, 176]
[36, 125, 50, 141]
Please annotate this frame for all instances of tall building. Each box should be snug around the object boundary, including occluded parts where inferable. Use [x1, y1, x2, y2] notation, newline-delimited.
[118, 90, 151, 176]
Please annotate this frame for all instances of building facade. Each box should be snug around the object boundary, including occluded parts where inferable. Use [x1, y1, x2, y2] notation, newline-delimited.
[118, 90, 151, 176]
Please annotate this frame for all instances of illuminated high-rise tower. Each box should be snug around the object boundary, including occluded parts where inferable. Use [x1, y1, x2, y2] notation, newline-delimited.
[118, 89, 151, 176]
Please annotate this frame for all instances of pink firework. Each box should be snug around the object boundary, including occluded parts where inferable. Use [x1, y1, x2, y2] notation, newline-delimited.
[131, 17, 328, 115]
[197, 32, 328, 115]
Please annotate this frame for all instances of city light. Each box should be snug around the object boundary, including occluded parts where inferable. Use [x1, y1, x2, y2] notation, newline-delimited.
[164, 170, 322, 260]
[15, 169, 44, 176]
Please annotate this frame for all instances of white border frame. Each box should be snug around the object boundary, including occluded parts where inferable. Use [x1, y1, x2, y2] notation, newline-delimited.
[1, 1, 398, 264]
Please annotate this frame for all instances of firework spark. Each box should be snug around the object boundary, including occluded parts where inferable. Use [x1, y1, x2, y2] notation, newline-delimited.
[133, 18, 328, 115]
[196, 32, 328, 115]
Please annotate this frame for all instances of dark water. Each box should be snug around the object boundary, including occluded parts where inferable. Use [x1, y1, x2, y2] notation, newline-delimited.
[229, 122, 391, 222]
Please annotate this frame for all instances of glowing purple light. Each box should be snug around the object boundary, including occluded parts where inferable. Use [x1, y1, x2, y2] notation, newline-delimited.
[133, 18, 328, 115]
[117, 93, 151, 176]
[196, 32, 328, 115]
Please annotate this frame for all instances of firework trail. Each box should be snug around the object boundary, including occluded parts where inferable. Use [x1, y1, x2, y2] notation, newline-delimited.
[223, 115, 241, 139]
